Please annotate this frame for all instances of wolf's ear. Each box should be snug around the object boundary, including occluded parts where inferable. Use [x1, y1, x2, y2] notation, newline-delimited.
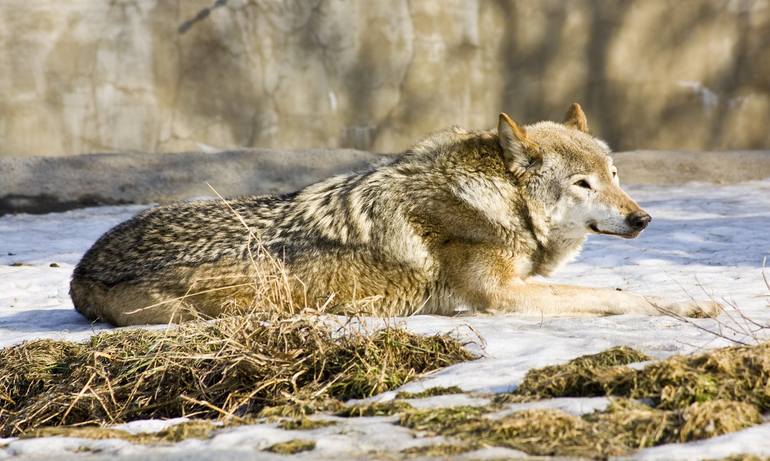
[498, 112, 540, 177]
[563, 103, 588, 132]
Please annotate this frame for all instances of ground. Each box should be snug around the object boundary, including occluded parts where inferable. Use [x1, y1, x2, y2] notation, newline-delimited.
[1, 180, 769, 460]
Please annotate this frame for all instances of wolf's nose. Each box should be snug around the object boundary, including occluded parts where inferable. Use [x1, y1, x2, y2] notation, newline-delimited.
[626, 211, 652, 230]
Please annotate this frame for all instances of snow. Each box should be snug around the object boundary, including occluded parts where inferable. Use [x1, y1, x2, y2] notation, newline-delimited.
[1, 180, 770, 460]
[490, 397, 611, 418]
[634, 424, 770, 460]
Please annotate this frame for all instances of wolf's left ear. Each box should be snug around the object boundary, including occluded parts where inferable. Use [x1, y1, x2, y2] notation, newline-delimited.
[498, 112, 540, 177]
[563, 103, 588, 132]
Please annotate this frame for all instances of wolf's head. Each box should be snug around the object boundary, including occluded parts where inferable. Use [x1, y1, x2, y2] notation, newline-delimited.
[497, 103, 650, 239]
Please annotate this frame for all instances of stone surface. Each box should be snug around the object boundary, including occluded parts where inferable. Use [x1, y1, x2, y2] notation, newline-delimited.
[1, 0, 769, 156]
[1, 149, 769, 215]
[612, 150, 770, 185]
[0, 148, 388, 214]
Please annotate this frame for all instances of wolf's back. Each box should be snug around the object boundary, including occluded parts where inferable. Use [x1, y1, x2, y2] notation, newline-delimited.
[69, 140, 484, 325]
[70, 197, 283, 315]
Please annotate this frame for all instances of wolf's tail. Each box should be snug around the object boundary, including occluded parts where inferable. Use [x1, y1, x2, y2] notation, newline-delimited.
[70, 277, 105, 321]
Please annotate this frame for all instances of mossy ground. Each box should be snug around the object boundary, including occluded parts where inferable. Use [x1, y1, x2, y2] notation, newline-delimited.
[516, 342, 770, 411]
[391, 343, 769, 457]
[336, 400, 413, 417]
[277, 417, 337, 430]
[711, 456, 770, 461]
[20, 420, 221, 444]
[365, 343, 768, 458]
[264, 439, 316, 454]
[400, 442, 481, 457]
[0, 312, 474, 437]
[514, 346, 651, 398]
[395, 397, 759, 457]
[395, 386, 464, 399]
[4, 319, 768, 458]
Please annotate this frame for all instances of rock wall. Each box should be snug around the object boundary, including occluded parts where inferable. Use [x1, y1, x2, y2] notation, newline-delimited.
[2, 0, 769, 156]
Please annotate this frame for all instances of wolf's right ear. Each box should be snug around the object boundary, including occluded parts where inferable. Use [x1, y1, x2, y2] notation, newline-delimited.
[563, 103, 588, 132]
[498, 112, 539, 177]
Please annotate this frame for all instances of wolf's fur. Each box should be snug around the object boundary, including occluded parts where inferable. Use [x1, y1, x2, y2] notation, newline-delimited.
[72, 104, 719, 326]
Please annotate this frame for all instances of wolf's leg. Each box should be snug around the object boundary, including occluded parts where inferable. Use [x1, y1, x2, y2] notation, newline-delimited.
[497, 283, 721, 317]
[439, 243, 719, 317]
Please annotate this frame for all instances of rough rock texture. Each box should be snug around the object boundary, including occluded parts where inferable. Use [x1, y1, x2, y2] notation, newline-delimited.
[1, 0, 769, 156]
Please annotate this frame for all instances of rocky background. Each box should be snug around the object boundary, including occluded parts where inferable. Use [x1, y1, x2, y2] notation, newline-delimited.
[2, 0, 769, 157]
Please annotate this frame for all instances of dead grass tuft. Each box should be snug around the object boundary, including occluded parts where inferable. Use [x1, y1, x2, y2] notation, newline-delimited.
[0, 313, 474, 436]
[258, 399, 343, 419]
[392, 343, 770, 457]
[515, 342, 770, 411]
[710, 456, 770, 461]
[0, 340, 83, 411]
[585, 399, 679, 450]
[399, 405, 487, 433]
[396, 385, 464, 399]
[516, 346, 650, 398]
[491, 393, 537, 405]
[400, 442, 481, 457]
[277, 417, 337, 430]
[264, 438, 316, 454]
[336, 400, 413, 417]
[21, 420, 219, 444]
[397, 397, 762, 457]
[678, 399, 761, 442]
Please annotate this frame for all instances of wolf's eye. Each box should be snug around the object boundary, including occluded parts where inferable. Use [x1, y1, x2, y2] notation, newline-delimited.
[574, 179, 592, 189]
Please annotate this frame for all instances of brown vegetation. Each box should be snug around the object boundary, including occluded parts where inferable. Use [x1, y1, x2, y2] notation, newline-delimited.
[0, 312, 474, 436]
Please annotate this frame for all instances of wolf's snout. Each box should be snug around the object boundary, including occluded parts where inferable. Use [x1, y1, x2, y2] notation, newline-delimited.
[626, 211, 652, 231]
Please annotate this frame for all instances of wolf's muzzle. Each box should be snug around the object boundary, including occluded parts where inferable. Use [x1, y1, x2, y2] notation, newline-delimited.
[626, 211, 652, 231]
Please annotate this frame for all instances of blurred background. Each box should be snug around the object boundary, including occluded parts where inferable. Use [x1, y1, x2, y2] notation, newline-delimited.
[2, 0, 769, 157]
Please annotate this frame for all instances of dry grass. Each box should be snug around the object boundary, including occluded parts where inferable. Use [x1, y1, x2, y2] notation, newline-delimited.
[397, 398, 760, 457]
[20, 420, 220, 444]
[400, 442, 481, 457]
[395, 385, 464, 399]
[336, 400, 413, 417]
[515, 342, 770, 411]
[677, 399, 762, 442]
[277, 417, 337, 430]
[516, 346, 650, 398]
[0, 340, 83, 410]
[264, 439, 316, 454]
[0, 313, 474, 437]
[399, 405, 487, 433]
[389, 343, 769, 457]
[710, 456, 770, 461]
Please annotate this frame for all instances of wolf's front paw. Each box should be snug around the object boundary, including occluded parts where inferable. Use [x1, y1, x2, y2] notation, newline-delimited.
[658, 299, 723, 318]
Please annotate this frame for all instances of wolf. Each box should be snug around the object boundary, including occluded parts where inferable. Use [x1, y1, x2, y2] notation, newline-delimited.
[71, 103, 719, 326]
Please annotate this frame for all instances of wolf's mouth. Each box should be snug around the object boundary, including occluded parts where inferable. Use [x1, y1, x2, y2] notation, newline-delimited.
[588, 222, 639, 239]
